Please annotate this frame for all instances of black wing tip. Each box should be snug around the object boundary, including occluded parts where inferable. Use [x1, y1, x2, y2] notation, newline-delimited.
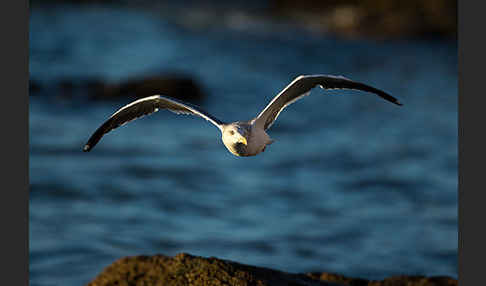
[83, 144, 92, 152]
[381, 92, 402, 106]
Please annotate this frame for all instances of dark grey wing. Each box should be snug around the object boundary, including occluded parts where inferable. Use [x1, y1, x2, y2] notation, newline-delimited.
[83, 95, 225, 152]
[253, 75, 402, 130]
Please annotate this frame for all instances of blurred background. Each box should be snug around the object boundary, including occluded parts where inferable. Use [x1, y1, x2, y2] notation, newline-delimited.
[29, 0, 457, 285]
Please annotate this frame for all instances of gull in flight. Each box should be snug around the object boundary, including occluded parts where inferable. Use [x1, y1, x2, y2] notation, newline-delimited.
[83, 75, 402, 157]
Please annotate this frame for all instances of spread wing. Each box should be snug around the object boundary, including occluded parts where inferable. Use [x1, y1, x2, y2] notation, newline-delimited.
[253, 75, 402, 130]
[83, 95, 225, 152]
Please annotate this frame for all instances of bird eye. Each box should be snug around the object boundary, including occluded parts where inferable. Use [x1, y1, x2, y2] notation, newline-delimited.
[229, 130, 235, 135]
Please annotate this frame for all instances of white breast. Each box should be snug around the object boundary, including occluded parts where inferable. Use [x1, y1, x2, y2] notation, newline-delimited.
[246, 125, 273, 156]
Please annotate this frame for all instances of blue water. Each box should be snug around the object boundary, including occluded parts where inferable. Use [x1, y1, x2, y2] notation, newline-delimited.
[29, 5, 457, 286]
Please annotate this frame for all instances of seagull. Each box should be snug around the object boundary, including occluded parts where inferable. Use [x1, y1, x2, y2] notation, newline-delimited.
[83, 74, 402, 157]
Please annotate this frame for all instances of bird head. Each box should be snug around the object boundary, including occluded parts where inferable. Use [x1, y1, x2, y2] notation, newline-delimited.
[223, 124, 248, 145]
[221, 123, 249, 156]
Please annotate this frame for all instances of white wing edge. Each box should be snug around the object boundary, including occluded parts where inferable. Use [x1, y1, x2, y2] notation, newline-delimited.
[112, 95, 224, 132]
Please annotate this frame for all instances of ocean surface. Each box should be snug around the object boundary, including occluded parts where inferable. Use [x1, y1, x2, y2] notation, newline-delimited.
[29, 5, 457, 286]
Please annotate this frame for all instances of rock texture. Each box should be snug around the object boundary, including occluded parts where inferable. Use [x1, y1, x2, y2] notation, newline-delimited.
[87, 253, 457, 286]
[87, 253, 331, 286]
[306, 272, 458, 286]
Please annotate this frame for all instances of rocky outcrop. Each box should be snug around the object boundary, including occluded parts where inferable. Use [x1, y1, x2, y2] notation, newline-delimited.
[30, 74, 207, 103]
[306, 272, 458, 286]
[90, 74, 207, 102]
[86, 253, 330, 286]
[87, 253, 457, 286]
[31, 1, 456, 39]
[269, 0, 457, 39]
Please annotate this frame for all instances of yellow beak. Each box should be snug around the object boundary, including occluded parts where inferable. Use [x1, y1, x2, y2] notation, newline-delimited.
[237, 136, 248, 145]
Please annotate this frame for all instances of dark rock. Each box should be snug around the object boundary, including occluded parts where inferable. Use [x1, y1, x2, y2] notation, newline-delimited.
[92, 74, 207, 102]
[46, 77, 107, 100]
[306, 272, 458, 286]
[29, 79, 42, 95]
[87, 253, 458, 286]
[31, 0, 456, 39]
[268, 0, 457, 39]
[29, 74, 207, 103]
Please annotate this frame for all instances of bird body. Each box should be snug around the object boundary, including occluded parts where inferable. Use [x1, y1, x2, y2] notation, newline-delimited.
[83, 74, 402, 157]
[221, 122, 274, 157]
[247, 123, 274, 155]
